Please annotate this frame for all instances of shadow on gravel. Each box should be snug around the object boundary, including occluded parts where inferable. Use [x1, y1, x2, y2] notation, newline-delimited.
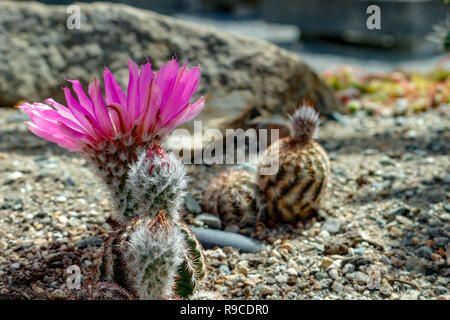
[320, 131, 450, 156]
[350, 178, 449, 208]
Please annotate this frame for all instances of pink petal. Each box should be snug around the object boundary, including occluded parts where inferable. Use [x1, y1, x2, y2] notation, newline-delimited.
[57, 121, 91, 142]
[161, 97, 205, 135]
[63, 87, 101, 140]
[138, 60, 155, 118]
[126, 59, 140, 126]
[67, 79, 94, 114]
[138, 82, 162, 135]
[160, 62, 201, 123]
[103, 68, 126, 108]
[45, 99, 78, 123]
[88, 78, 115, 137]
[27, 122, 81, 151]
[107, 102, 128, 134]
[155, 59, 179, 113]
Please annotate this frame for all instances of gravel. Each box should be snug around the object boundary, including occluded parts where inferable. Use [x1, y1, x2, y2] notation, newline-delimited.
[0, 105, 449, 300]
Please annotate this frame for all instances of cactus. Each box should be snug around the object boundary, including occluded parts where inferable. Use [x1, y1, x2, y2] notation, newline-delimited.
[124, 143, 188, 221]
[174, 222, 207, 297]
[19, 58, 219, 300]
[90, 146, 210, 300]
[93, 219, 207, 300]
[258, 104, 330, 223]
[94, 211, 184, 299]
[202, 168, 266, 228]
[84, 132, 155, 222]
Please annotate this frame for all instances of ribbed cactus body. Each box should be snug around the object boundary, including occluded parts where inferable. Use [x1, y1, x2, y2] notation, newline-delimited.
[125, 146, 188, 221]
[83, 143, 216, 300]
[84, 132, 156, 221]
[94, 214, 206, 299]
[202, 169, 265, 228]
[174, 223, 206, 297]
[258, 105, 330, 223]
[94, 211, 185, 299]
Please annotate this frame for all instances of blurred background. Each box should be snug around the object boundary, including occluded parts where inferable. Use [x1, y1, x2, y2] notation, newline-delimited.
[19, 0, 449, 72]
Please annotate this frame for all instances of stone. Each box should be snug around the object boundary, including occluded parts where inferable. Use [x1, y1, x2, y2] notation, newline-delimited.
[237, 265, 249, 276]
[208, 248, 227, 259]
[321, 218, 342, 234]
[43, 252, 62, 264]
[260, 285, 275, 296]
[405, 257, 427, 275]
[185, 193, 202, 214]
[434, 286, 447, 296]
[329, 268, 339, 280]
[281, 242, 294, 252]
[443, 202, 450, 213]
[389, 227, 403, 238]
[433, 237, 447, 247]
[63, 178, 76, 187]
[417, 246, 433, 259]
[331, 281, 344, 293]
[287, 268, 298, 276]
[194, 213, 222, 229]
[55, 196, 67, 203]
[219, 264, 231, 275]
[57, 216, 68, 225]
[379, 156, 396, 167]
[275, 274, 289, 284]
[9, 262, 20, 272]
[346, 271, 369, 285]
[400, 290, 420, 300]
[321, 257, 333, 268]
[75, 236, 104, 249]
[0, 2, 341, 151]
[6, 171, 23, 183]
[394, 98, 409, 115]
[380, 284, 393, 297]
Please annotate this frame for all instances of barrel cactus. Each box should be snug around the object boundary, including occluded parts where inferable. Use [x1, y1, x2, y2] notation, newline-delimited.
[202, 168, 265, 228]
[258, 104, 331, 223]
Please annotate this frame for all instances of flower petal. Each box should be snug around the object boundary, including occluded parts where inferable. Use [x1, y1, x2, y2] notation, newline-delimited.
[88, 78, 115, 137]
[126, 59, 140, 127]
[103, 68, 126, 108]
[67, 79, 94, 114]
[138, 60, 155, 118]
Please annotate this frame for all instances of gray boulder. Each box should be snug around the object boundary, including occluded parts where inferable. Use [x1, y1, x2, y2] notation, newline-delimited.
[0, 1, 341, 131]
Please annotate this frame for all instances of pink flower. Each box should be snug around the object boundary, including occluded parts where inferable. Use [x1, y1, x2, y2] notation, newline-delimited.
[18, 58, 205, 153]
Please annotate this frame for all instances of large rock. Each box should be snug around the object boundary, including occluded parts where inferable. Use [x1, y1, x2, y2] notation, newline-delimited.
[0, 1, 341, 135]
